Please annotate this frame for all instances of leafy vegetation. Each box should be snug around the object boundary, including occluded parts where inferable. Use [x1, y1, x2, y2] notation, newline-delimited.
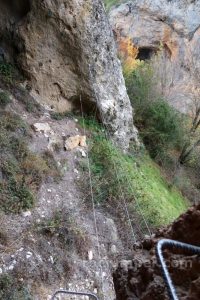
[0, 91, 11, 108]
[0, 274, 33, 300]
[78, 119, 188, 227]
[104, 0, 124, 10]
[0, 111, 59, 213]
[125, 63, 186, 160]
[0, 62, 22, 84]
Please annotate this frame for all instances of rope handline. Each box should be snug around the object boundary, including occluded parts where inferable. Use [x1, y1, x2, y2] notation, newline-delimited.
[87, 82, 138, 245]
[99, 109, 152, 238]
[88, 65, 151, 240]
[88, 1, 152, 239]
[79, 94, 105, 300]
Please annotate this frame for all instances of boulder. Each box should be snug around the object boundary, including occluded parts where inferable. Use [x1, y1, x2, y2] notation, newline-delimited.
[0, 0, 138, 148]
[32, 122, 52, 134]
[64, 135, 87, 151]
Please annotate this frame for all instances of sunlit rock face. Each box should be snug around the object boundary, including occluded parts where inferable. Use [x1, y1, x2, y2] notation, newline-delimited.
[0, 0, 138, 148]
[109, 0, 200, 113]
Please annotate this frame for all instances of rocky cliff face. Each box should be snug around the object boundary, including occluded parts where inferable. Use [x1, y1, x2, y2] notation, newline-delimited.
[0, 0, 137, 147]
[109, 0, 200, 113]
[113, 204, 200, 299]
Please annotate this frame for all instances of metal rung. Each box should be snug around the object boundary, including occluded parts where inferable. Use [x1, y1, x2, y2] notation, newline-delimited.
[156, 239, 200, 300]
[51, 290, 99, 300]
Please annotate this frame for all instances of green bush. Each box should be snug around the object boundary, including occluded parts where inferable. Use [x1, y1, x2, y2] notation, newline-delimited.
[0, 274, 33, 300]
[125, 63, 156, 119]
[142, 100, 185, 158]
[125, 63, 186, 160]
[0, 91, 11, 108]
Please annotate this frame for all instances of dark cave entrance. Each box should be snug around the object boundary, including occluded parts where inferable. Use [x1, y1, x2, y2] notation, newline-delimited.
[1, 0, 31, 19]
[136, 47, 156, 60]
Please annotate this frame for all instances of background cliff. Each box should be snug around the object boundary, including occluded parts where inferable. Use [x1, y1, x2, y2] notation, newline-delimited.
[108, 0, 200, 113]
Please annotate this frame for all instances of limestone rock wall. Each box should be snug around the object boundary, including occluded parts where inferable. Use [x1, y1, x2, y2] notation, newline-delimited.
[0, 0, 137, 148]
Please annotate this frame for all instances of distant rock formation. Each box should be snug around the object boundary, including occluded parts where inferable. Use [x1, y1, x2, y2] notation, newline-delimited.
[113, 204, 200, 299]
[0, 0, 138, 148]
[109, 0, 200, 113]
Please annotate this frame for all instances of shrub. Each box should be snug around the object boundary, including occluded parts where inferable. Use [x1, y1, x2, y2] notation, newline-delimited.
[0, 274, 33, 300]
[0, 91, 11, 108]
[125, 62, 156, 120]
[0, 111, 60, 213]
[0, 62, 14, 83]
[125, 63, 186, 160]
[0, 62, 23, 84]
[142, 100, 185, 159]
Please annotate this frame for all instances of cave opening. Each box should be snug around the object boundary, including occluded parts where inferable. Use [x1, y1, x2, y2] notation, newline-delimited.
[137, 47, 155, 60]
[1, 0, 31, 19]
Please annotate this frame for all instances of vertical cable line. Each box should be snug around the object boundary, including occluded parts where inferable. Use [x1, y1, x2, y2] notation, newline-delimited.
[97, 101, 152, 237]
[88, 77, 138, 244]
[96, 2, 152, 238]
[86, 2, 138, 244]
[79, 94, 105, 300]
[99, 102, 149, 239]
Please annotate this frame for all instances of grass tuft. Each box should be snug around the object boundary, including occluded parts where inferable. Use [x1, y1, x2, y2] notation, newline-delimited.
[0, 111, 61, 213]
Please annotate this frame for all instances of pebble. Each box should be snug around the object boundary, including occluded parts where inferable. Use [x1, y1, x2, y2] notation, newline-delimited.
[79, 148, 87, 157]
[22, 210, 32, 217]
[88, 250, 93, 260]
[26, 252, 33, 259]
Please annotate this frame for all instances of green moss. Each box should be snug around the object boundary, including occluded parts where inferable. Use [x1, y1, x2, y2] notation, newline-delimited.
[87, 137, 188, 227]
